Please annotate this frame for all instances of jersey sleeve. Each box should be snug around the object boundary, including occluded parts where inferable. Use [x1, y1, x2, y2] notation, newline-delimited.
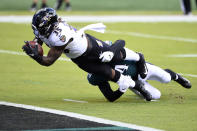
[48, 23, 76, 47]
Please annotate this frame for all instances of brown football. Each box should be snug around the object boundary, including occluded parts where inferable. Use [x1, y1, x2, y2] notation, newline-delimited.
[29, 41, 44, 56]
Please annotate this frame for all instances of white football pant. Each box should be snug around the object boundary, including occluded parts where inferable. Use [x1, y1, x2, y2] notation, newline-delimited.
[132, 63, 171, 100]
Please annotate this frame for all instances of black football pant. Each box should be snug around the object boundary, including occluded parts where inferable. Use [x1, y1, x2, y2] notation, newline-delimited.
[71, 34, 125, 81]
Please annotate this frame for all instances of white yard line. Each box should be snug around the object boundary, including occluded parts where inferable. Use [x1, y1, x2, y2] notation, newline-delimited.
[63, 99, 88, 103]
[0, 101, 163, 131]
[1, 15, 197, 43]
[169, 54, 197, 57]
[107, 30, 197, 43]
[1, 15, 197, 23]
[0, 49, 196, 78]
[179, 73, 197, 78]
[0, 49, 70, 61]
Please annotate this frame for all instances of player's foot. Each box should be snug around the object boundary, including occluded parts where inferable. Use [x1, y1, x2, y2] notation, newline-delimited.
[65, 6, 72, 11]
[133, 81, 152, 101]
[65, 3, 72, 11]
[165, 69, 191, 89]
[175, 74, 192, 89]
[137, 53, 148, 79]
[30, 3, 37, 11]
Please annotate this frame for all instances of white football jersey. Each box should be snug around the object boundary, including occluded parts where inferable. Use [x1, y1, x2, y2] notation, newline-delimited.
[39, 22, 88, 59]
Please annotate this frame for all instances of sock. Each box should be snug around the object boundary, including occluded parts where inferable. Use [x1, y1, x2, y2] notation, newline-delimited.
[124, 48, 140, 61]
[165, 69, 178, 80]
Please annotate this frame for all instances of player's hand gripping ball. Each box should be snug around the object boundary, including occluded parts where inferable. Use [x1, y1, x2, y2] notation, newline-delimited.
[23, 41, 43, 56]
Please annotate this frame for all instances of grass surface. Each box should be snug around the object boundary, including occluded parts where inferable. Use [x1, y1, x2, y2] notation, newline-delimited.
[0, 19, 197, 131]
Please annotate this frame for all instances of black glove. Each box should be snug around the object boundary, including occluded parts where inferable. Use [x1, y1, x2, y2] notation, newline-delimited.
[22, 41, 42, 63]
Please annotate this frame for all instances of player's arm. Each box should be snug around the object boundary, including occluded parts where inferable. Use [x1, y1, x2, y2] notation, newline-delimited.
[22, 42, 66, 66]
[98, 82, 124, 102]
[39, 45, 65, 66]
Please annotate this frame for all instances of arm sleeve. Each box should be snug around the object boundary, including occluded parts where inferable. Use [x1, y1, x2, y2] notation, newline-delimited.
[98, 82, 123, 102]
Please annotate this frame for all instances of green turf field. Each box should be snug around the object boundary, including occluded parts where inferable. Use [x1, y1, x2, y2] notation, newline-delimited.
[0, 17, 197, 131]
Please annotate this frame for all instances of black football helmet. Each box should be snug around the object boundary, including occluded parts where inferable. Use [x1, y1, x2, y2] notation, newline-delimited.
[32, 8, 58, 37]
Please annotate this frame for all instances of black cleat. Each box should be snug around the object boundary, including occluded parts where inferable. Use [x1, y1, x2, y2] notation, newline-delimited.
[137, 53, 148, 79]
[175, 74, 192, 89]
[165, 69, 191, 89]
[133, 81, 152, 101]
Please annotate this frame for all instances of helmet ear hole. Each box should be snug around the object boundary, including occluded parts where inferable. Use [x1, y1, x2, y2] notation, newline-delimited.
[32, 8, 58, 37]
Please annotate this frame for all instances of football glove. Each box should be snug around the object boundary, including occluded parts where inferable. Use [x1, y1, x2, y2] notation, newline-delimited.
[99, 51, 114, 62]
[22, 41, 42, 63]
[117, 74, 135, 93]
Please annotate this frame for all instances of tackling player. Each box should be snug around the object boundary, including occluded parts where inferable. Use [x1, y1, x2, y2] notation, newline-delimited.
[88, 60, 192, 102]
[22, 8, 150, 98]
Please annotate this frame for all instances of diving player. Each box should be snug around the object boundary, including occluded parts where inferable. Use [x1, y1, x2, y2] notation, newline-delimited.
[88, 60, 192, 102]
[22, 8, 148, 95]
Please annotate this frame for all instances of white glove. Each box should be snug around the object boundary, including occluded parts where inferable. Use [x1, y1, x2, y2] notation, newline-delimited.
[117, 74, 135, 93]
[99, 51, 114, 62]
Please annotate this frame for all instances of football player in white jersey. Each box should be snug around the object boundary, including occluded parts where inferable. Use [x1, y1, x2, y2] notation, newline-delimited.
[22, 8, 150, 97]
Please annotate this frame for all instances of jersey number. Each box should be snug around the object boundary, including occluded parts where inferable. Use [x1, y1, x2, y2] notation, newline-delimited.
[115, 65, 128, 74]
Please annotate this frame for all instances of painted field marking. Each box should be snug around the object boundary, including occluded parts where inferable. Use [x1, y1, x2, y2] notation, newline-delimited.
[107, 30, 197, 43]
[169, 54, 197, 57]
[1, 15, 197, 23]
[0, 101, 164, 131]
[0, 49, 197, 78]
[179, 73, 197, 78]
[63, 99, 88, 103]
[1, 15, 197, 43]
[25, 127, 133, 131]
[0, 49, 70, 61]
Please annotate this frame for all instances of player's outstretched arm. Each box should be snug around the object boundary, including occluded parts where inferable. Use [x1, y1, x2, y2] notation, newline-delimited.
[98, 82, 124, 102]
[22, 42, 66, 66]
[40, 46, 65, 66]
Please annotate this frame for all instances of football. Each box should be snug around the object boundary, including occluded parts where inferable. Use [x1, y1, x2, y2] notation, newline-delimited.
[28, 41, 44, 56]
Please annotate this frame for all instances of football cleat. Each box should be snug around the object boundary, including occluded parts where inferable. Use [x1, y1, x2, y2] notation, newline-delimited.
[133, 81, 152, 101]
[175, 74, 192, 89]
[137, 53, 148, 79]
[165, 69, 192, 89]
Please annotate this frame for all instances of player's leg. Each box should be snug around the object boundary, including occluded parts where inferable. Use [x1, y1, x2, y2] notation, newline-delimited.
[196, 0, 197, 8]
[140, 63, 172, 84]
[107, 40, 148, 79]
[180, 0, 192, 15]
[129, 80, 152, 101]
[41, 0, 48, 8]
[165, 69, 191, 89]
[55, 0, 63, 10]
[65, 0, 72, 11]
[85, 34, 147, 79]
[144, 82, 161, 100]
[72, 58, 141, 94]
[30, 0, 38, 11]
[130, 81, 160, 100]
